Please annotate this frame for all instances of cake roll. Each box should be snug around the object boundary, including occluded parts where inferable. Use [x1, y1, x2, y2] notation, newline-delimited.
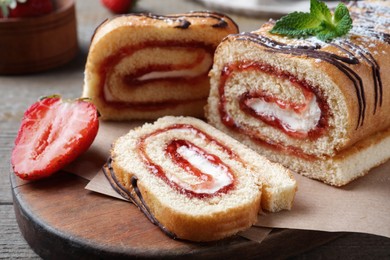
[83, 11, 238, 120]
[104, 116, 296, 241]
[206, 0, 390, 186]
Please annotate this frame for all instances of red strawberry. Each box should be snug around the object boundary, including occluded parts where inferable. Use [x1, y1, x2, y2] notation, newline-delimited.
[101, 0, 136, 14]
[0, 0, 54, 19]
[11, 96, 99, 180]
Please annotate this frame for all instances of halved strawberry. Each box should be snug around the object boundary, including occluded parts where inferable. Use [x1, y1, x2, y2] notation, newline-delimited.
[11, 96, 99, 180]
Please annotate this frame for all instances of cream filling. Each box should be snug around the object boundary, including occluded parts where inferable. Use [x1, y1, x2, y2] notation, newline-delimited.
[104, 81, 115, 102]
[169, 145, 233, 194]
[246, 95, 321, 133]
[137, 54, 212, 81]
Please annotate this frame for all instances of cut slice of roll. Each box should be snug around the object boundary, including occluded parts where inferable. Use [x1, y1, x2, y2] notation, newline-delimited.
[206, 0, 390, 186]
[106, 116, 296, 242]
[83, 11, 238, 120]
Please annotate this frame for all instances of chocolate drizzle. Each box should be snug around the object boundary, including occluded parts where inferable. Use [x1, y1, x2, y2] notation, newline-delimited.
[102, 157, 177, 239]
[130, 11, 235, 29]
[233, 31, 384, 128]
[186, 11, 230, 28]
[343, 40, 383, 113]
[92, 11, 236, 42]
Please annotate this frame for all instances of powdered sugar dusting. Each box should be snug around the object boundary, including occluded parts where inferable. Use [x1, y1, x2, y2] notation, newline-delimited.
[348, 1, 390, 44]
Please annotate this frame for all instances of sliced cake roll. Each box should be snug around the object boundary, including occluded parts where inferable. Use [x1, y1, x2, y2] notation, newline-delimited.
[105, 116, 296, 242]
[83, 11, 238, 120]
[206, 0, 390, 186]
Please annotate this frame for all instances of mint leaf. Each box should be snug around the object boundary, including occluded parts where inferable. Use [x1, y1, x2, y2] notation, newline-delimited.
[333, 3, 353, 33]
[316, 3, 352, 41]
[316, 21, 339, 41]
[269, 0, 352, 41]
[270, 12, 320, 37]
[310, 0, 331, 23]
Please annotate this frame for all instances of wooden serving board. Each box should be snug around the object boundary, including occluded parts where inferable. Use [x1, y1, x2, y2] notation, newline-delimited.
[11, 171, 343, 259]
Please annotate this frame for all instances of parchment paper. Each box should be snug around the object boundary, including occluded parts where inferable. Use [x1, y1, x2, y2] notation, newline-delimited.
[256, 163, 390, 238]
[67, 121, 390, 241]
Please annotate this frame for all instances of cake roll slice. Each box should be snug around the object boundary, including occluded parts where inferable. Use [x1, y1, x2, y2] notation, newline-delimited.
[206, 0, 390, 186]
[83, 11, 238, 120]
[105, 116, 296, 242]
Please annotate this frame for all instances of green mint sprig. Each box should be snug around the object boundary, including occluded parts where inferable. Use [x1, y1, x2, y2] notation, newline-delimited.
[269, 0, 352, 42]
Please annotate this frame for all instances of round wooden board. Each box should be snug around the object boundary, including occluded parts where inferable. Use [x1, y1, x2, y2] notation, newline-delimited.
[11, 171, 343, 259]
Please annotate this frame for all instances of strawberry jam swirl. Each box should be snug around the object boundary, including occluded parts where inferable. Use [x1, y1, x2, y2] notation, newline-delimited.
[137, 124, 238, 198]
[238, 62, 328, 139]
[219, 61, 330, 160]
[98, 41, 215, 110]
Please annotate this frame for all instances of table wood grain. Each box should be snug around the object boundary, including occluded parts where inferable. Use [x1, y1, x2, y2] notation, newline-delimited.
[1, 0, 389, 258]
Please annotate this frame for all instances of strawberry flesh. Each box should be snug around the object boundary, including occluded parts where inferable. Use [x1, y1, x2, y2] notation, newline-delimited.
[11, 97, 99, 180]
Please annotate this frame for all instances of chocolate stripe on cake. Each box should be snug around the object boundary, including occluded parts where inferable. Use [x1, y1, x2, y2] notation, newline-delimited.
[343, 40, 383, 113]
[129, 11, 238, 29]
[103, 157, 177, 239]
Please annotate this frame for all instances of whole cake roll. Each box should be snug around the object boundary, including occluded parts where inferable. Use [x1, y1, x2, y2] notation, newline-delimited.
[206, 0, 390, 186]
[83, 11, 238, 120]
[105, 116, 296, 241]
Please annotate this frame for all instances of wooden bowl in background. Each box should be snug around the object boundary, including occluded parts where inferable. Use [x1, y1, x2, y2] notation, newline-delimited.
[0, 0, 78, 75]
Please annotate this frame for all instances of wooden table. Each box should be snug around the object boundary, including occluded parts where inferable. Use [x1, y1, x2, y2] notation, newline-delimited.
[1, 0, 389, 258]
